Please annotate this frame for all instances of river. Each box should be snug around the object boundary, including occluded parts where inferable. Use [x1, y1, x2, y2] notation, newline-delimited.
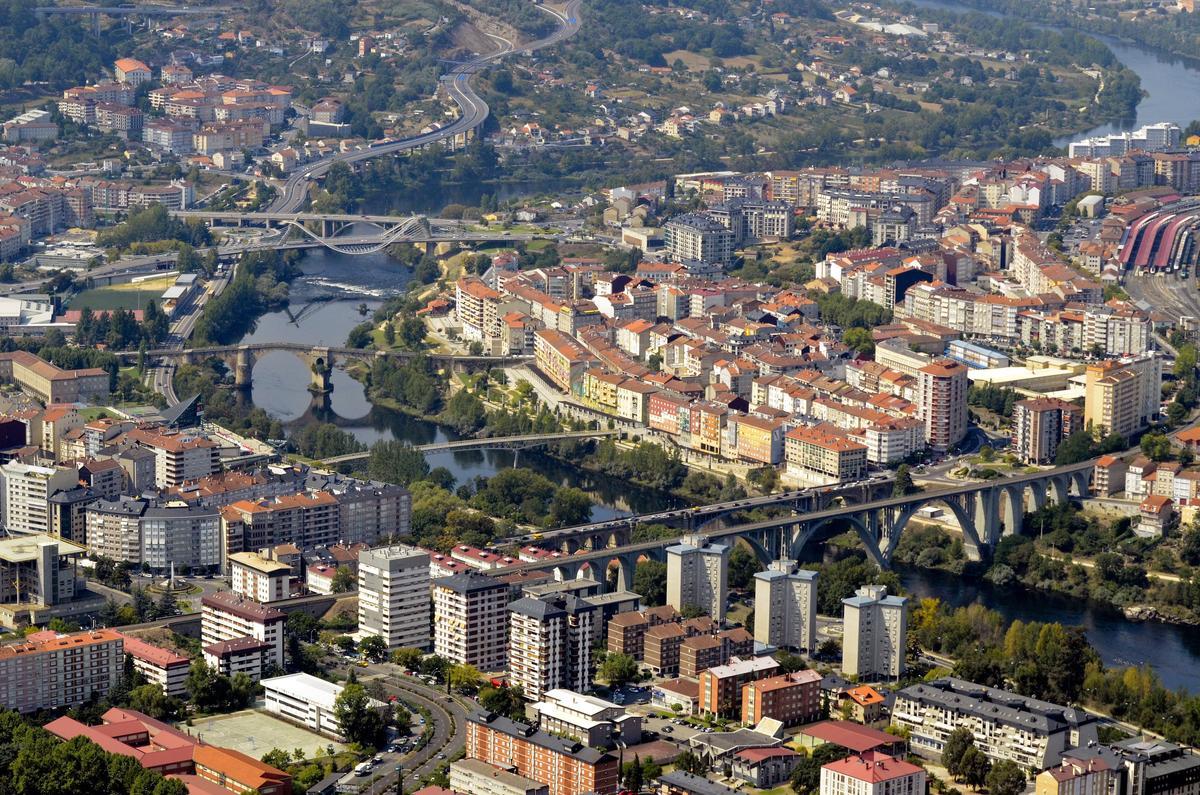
[905, 0, 1200, 144]
[898, 566, 1200, 693]
[239, 244, 674, 522]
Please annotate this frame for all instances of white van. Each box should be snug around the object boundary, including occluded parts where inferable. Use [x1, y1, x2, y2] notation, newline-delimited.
[354, 762, 373, 776]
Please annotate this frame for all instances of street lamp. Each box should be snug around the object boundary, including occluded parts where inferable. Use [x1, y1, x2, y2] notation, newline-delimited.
[394, 763, 403, 795]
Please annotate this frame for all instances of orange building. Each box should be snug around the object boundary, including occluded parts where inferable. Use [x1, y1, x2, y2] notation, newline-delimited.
[466, 712, 619, 795]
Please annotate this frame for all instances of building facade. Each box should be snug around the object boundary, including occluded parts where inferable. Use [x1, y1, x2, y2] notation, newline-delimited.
[358, 544, 431, 650]
[842, 585, 907, 680]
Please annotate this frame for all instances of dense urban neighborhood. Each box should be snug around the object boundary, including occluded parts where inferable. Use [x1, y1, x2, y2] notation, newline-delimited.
[6, 1, 1200, 795]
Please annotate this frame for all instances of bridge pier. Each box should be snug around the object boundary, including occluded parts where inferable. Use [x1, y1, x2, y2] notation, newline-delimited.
[234, 346, 254, 388]
[308, 349, 333, 394]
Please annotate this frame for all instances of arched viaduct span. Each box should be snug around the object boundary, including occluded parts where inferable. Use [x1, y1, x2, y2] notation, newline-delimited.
[489, 460, 1095, 590]
[118, 343, 529, 392]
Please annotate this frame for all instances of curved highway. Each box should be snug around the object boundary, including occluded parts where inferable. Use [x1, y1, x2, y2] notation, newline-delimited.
[268, 0, 583, 213]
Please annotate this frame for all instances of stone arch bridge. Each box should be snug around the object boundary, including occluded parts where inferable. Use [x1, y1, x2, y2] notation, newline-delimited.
[119, 344, 528, 393]
[491, 461, 1095, 592]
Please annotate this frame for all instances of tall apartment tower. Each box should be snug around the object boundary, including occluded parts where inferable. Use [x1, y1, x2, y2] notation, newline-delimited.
[432, 571, 509, 672]
[666, 534, 729, 622]
[841, 584, 908, 680]
[1084, 352, 1163, 440]
[508, 594, 597, 700]
[917, 359, 968, 451]
[357, 544, 430, 650]
[753, 559, 817, 653]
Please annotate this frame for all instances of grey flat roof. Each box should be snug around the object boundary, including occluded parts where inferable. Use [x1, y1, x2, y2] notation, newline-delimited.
[656, 771, 740, 795]
[897, 678, 1095, 734]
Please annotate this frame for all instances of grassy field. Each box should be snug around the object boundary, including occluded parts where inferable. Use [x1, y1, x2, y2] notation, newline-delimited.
[70, 276, 175, 311]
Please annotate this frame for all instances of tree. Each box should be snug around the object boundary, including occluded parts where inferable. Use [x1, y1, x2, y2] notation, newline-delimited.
[941, 727, 975, 778]
[728, 545, 759, 590]
[479, 685, 526, 720]
[368, 441, 430, 486]
[261, 748, 293, 771]
[843, 327, 875, 355]
[893, 465, 915, 497]
[548, 487, 593, 526]
[1141, 432, 1173, 462]
[331, 566, 355, 593]
[127, 684, 183, 721]
[633, 560, 667, 606]
[622, 754, 644, 793]
[959, 746, 992, 788]
[674, 750, 707, 776]
[986, 760, 1026, 795]
[598, 653, 638, 688]
[359, 635, 388, 662]
[185, 660, 230, 712]
[391, 647, 424, 670]
[334, 682, 386, 748]
[448, 663, 482, 693]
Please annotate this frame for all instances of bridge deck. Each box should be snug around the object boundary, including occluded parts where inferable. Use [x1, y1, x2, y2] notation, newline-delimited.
[490, 460, 1095, 574]
[320, 430, 620, 464]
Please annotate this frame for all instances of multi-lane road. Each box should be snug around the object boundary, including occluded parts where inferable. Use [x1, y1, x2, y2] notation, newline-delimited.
[267, 0, 583, 213]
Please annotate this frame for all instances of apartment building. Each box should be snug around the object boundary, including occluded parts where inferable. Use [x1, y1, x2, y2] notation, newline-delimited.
[86, 499, 222, 573]
[203, 636, 272, 681]
[114, 58, 152, 85]
[229, 551, 291, 603]
[644, 623, 687, 676]
[0, 629, 123, 712]
[508, 594, 597, 701]
[2, 461, 77, 536]
[220, 491, 340, 554]
[698, 656, 780, 718]
[433, 571, 509, 672]
[892, 678, 1099, 772]
[120, 634, 190, 698]
[357, 544, 431, 650]
[917, 359, 968, 451]
[743, 669, 823, 727]
[456, 276, 505, 341]
[784, 425, 868, 483]
[842, 585, 907, 680]
[753, 560, 817, 653]
[200, 590, 286, 670]
[666, 534, 729, 622]
[465, 711, 620, 795]
[1084, 353, 1163, 440]
[534, 328, 597, 393]
[1035, 756, 1113, 795]
[1013, 398, 1083, 464]
[530, 689, 641, 749]
[663, 214, 736, 265]
[819, 753, 926, 795]
[127, 428, 220, 488]
[678, 628, 754, 678]
[450, 759, 550, 795]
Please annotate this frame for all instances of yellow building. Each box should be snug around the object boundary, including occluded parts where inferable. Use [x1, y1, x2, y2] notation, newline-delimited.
[1083, 353, 1162, 439]
[1035, 756, 1112, 795]
[582, 368, 622, 414]
[534, 328, 595, 394]
[732, 415, 785, 465]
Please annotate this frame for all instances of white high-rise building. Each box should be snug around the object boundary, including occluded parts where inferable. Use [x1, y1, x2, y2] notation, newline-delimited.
[2, 462, 77, 537]
[357, 544, 431, 650]
[753, 560, 817, 653]
[666, 534, 729, 621]
[841, 584, 907, 680]
[508, 594, 597, 701]
[432, 571, 509, 672]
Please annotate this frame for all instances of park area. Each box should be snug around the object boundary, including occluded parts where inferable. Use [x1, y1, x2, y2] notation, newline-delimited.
[69, 275, 174, 311]
[187, 708, 347, 759]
